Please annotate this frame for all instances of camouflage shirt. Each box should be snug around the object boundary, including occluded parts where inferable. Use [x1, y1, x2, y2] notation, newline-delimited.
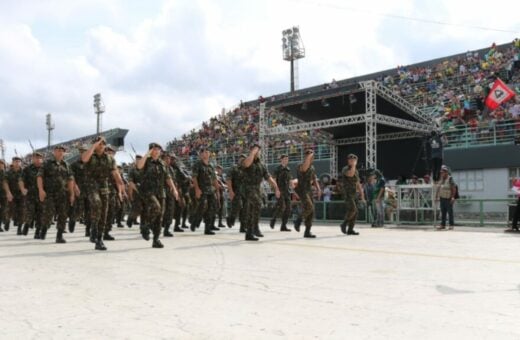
[0, 169, 5, 197]
[140, 157, 171, 198]
[128, 166, 142, 186]
[37, 159, 73, 194]
[6, 168, 23, 197]
[241, 158, 270, 188]
[84, 152, 116, 194]
[296, 164, 316, 196]
[172, 164, 191, 192]
[192, 160, 216, 194]
[70, 160, 87, 191]
[340, 166, 360, 197]
[273, 165, 292, 196]
[22, 164, 42, 198]
[227, 164, 243, 193]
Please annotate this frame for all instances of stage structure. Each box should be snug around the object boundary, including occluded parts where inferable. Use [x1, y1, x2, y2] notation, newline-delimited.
[259, 80, 436, 178]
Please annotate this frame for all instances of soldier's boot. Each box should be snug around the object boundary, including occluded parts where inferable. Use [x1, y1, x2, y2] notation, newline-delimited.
[347, 224, 359, 236]
[103, 230, 115, 241]
[140, 225, 151, 241]
[85, 223, 91, 237]
[340, 221, 348, 234]
[173, 220, 184, 233]
[40, 226, 48, 240]
[95, 234, 107, 251]
[152, 234, 164, 248]
[210, 218, 220, 231]
[163, 226, 174, 237]
[204, 222, 215, 235]
[245, 227, 259, 241]
[22, 223, 30, 236]
[269, 218, 276, 229]
[126, 217, 133, 228]
[280, 224, 292, 232]
[226, 216, 235, 228]
[17, 225, 22, 235]
[304, 225, 316, 238]
[56, 229, 66, 244]
[239, 223, 245, 233]
[254, 225, 264, 238]
[4, 221, 10, 231]
[294, 217, 302, 232]
[89, 225, 97, 243]
[68, 219, 76, 233]
[34, 226, 41, 239]
[181, 211, 189, 229]
[218, 216, 226, 229]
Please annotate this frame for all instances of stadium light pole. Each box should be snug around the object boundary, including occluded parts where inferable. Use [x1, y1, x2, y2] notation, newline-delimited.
[0, 139, 4, 160]
[45, 113, 55, 154]
[282, 26, 305, 92]
[93, 93, 105, 135]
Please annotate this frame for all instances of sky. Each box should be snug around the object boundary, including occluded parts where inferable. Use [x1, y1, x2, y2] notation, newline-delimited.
[0, 0, 518, 163]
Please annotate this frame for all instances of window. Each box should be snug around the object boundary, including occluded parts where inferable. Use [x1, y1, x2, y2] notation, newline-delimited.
[452, 170, 484, 192]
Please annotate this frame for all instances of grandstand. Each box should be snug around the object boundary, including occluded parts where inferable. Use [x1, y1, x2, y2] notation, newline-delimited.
[34, 128, 129, 162]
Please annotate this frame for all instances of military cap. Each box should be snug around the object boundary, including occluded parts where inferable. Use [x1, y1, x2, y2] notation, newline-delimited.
[347, 153, 358, 160]
[12, 156, 22, 161]
[304, 148, 314, 155]
[105, 144, 116, 152]
[148, 142, 163, 150]
[78, 144, 88, 152]
[32, 152, 44, 158]
[93, 136, 106, 144]
[198, 146, 209, 153]
[250, 143, 261, 149]
[216, 165, 223, 170]
[279, 154, 289, 159]
[54, 145, 67, 151]
[135, 154, 143, 159]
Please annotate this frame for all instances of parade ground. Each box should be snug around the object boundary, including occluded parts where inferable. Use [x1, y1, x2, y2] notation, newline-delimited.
[1, 223, 520, 340]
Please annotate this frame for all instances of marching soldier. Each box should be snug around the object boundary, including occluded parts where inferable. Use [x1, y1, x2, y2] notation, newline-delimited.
[161, 153, 176, 237]
[339, 154, 365, 235]
[37, 145, 75, 243]
[7, 156, 27, 235]
[241, 144, 280, 241]
[191, 146, 219, 235]
[294, 149, 321, 238]
[226, 154, 246, 232]
[103, 145, 119, 240]
[69, 145, 90, 236]
[171, 155, 191, 231]
[270, 154, 293, 232]
[114, 165, 127, 228]
[127, 155, 144, 228]
[136, 142, 179, 248]
[0, 160, 12, 232]
[81, 136, 125, 250]
[215, 165, 227, 229]
[22, 152, 44, 237]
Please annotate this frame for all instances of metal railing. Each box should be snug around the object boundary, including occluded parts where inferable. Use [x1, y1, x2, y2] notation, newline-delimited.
[443, 120, 518, 149]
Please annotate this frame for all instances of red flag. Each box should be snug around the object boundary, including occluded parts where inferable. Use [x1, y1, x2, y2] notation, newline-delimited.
[485, 78, 515, 110]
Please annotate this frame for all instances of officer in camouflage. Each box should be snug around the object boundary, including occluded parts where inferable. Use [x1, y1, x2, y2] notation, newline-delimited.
[7, 156, 28, 235]
[191, 146, 219, 235]
[127, 155, 144, 228]
[294, 148, 321, 238]
[241, 144, 280, 241]
[270, 154, 293, 232]
[340, 153, 365, 235]
[160, 153, 176, 237]
[171, 155, 191, 231]
[226, 154, 246, 232]
[103, 144, 119, 240]
[215, 165, 227, 229]
[69, 145, 88, 235]
[0, 160, 13, 232]
[37, 145, 75, 243]
[22, 152, 44, 237]
[81, 137, 125, 250]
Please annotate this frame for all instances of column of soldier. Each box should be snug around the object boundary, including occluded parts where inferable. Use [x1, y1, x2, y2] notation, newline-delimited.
[0, 136, 365, 251]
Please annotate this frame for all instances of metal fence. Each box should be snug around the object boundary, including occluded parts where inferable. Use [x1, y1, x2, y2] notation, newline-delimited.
[443, 120, 518, 149]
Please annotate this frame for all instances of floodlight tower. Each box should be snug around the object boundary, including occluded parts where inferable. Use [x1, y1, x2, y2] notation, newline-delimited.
[93, 93, 105, 135]
[46, 113, 55, 153]
[0, 139, 4, 160]
[282, 26, 305, 92]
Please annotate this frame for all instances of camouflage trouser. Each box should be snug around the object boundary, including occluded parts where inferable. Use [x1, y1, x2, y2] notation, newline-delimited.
[242, 187, 262, 233]
[42, 193, 68, 231]
[217, 190, 225, 224]
[0, 195, 7, 225]
[343, 195, 358, 228]
[297, 192, 314, 228]
[88, 191, 109, 235]
[228, 194, 245, 224]
[272, 194, 291, 225]
[173, 191, 190, 227]
[10, 195, 26, 227]
[162, 194, 175, 229]
[144, 194, 165, 237]
[188, 189, 197, 224]
[70, 192, 89, 226]
[25, 195, 43, 228]
[105, 192, 120, 232]
[130, 194, 145, 223]
[193, 193, 217, 230]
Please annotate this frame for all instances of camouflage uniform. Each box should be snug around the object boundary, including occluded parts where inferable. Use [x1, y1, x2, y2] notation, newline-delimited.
[226, 162, 245, 230]
[161, 161, 176, 236]
[0, 168, 7, 232]
[241, 158, 270, 238]
[38, 158, 73, 242]
[172, 162, 191, 230]
[6, 167, 26, 231]
[83, 152, 116, 241]
[191, 160, 217, 233]
[128, 165, 145, 227]
[22, 163, 43, 236]
[140, 157, 171, 241]
[340, 166, 360, 234]
[70, 159, 89, 235]
[104, 176, 120, 235]
[271, 165, 292, 230]
[295, 164, 316, 236]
